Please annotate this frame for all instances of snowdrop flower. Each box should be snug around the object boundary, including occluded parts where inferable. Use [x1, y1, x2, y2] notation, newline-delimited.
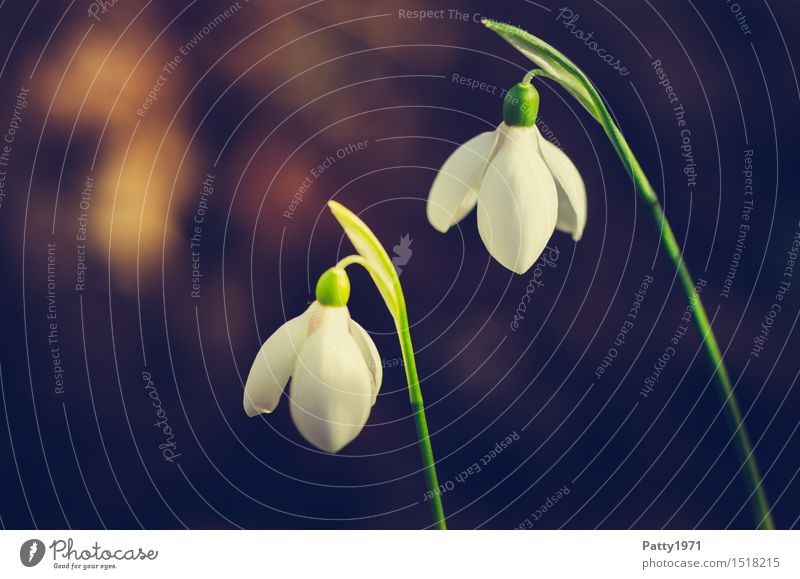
[243, 268, 382, 453]
[427, 78, 587, 274]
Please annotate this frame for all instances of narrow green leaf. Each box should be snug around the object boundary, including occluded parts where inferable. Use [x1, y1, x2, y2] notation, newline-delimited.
[482, 18, 601, 121]
[327, 200, 400, 319]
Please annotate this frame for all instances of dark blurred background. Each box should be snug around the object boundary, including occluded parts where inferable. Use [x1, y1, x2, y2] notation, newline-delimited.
[0, 0, 798, 529]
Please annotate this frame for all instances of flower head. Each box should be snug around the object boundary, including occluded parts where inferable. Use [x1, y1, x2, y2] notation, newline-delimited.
[243, 268, 382, 453]
[427, 79, 586, 274]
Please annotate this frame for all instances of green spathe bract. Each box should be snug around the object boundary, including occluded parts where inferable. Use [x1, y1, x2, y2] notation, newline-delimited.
[483, 17, 774, 530]
[483, 18, 600, 122]
[328, 201, 399, 318]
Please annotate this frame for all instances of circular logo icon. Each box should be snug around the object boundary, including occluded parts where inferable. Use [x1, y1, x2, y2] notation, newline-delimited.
[19, 539, 46, 567]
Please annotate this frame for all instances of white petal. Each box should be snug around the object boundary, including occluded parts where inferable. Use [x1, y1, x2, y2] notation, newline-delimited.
[289, 306, 373, 453]
[243, 304, 316, 417]
[538, 133, 587, 240]
[476, 125, 558, 274]
[427, 130, 498, 233]
[349, 320, 382, 406]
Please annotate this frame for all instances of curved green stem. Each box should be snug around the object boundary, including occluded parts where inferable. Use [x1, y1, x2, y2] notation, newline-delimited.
[332, 239, 446, 529]
[522, 68, 549, 84]
[481, 19, 773, 529]
[587, 85, 774, 531]
[335, 254, 371, 271]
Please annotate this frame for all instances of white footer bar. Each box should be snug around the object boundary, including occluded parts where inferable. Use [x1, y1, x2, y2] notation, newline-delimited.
[1, 530, 796, 577]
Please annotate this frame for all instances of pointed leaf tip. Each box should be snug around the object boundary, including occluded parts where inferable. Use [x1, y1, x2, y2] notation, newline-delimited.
[481, 18, 601, 122]
[326, 200, 400, 320]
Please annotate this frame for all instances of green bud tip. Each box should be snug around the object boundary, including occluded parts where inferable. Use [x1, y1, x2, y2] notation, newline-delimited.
[503, 81, 539, 127]
[315, 267, 350, 307]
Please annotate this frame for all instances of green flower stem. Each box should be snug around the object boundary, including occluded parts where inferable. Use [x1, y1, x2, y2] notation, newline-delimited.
[614, 148, 774, 530]
[394, 287, 447, 530]
[481, 19, 773, 529]
[585, 81, 774, 531]
[541, 67, 772, 529]
[334, 251, 446, 529]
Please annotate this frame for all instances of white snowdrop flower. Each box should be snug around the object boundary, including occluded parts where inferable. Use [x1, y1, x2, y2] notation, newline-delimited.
[243, 268, 382, 453]
[427, 80, 587, 274]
